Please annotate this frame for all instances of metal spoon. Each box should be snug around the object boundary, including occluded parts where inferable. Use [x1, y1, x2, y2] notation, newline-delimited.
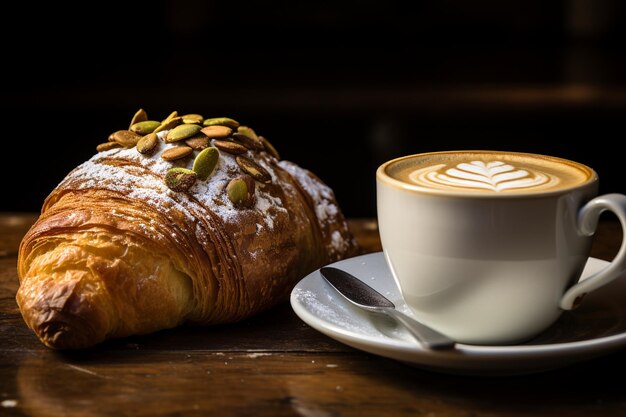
[319, 266, 456, 350]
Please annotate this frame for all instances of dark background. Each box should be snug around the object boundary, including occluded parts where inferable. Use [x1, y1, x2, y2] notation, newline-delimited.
[2, 0, 626, 218]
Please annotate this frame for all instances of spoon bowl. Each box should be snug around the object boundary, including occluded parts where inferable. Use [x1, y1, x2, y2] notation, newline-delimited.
[319, 266, 456, 350]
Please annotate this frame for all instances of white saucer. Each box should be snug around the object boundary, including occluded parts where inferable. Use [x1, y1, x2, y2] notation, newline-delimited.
[290, 252, 626, 376]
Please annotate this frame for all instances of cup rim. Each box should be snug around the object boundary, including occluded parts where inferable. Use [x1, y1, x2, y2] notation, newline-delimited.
[376, 150, 598, 198]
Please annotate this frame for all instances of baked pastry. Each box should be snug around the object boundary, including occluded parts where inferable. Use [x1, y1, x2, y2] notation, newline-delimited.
[17, 110, 359, 349]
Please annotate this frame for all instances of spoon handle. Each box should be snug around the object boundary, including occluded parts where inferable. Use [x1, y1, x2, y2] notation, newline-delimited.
[382, 308, 456, 350]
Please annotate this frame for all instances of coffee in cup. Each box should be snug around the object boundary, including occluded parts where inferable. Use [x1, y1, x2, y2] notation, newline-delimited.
[376, 150, 626, 345]
[386, 151, 591, 194]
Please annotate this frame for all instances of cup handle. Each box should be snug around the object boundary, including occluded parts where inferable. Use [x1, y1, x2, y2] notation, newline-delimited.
[560, 193, 626, 310]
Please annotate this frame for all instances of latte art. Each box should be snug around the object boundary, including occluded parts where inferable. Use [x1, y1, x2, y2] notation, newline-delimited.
[381, 151, 594, 195]
[410, 160, 558, 192]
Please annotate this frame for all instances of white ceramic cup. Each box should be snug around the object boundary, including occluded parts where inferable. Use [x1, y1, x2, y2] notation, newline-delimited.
[376, 150, 626, 345]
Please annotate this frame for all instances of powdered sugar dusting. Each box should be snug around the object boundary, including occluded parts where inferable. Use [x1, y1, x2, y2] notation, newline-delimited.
[62, 149, 196, 224]
[60, 132, 283, 230]
[53, 127, 354, 266]
[315, 199, 338, 222]
[278, 160, 352, 255]
[331, 230, 348, 252]
[254, 189, 286, 230]
[190, 152, 243, 224]
[278, 160, 340, 226]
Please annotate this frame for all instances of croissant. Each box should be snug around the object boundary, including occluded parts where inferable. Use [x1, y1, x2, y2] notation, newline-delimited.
[17, 111, 359, 349]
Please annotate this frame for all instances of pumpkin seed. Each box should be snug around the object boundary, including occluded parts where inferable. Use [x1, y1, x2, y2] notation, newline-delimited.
[164, 168, 197, 192]
[192, 147, 219, 181]
[232, 133, 258, 150]
[166, 124, 202, 143]
[110, 130, 142, 147]
[259, 135, 280, 159]
[161, 111, 178, 123]
[236, 126, 263, 149]
[203, 117, 240, 129]
[154, 111, 182, 134]
[200, 125, 232, 139]
[213, 139, 248, 155]
[96, 142, 122, 152]
[129, 108, 148, 129]
[182, 114, 204, 124]
[161, 146, 193, 160]
[185, 134, 210, 150]
[130, 120, 160, 135]
[227, 175, 255, 208]
[136, 133, 158, 154]
[236, 156, 272, 183]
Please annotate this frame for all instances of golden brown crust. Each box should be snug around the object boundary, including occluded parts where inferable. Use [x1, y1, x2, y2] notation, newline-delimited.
[17, 133, 358, 349]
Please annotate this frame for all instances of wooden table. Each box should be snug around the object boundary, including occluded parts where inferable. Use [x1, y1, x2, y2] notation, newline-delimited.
[1, 213, 625, 417]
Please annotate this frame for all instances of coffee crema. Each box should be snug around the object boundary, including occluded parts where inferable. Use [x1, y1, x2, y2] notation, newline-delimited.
[382, 151, 594, 194]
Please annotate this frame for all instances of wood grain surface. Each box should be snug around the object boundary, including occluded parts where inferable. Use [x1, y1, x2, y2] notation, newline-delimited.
[1, 213, 625, 417]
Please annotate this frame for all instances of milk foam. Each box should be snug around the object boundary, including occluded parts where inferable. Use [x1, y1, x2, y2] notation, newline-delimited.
[410, 160, 558, 192]
[383, 151, 594, 194]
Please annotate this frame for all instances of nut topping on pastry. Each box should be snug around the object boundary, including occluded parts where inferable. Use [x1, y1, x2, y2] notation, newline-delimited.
[16, 109, 359, 349]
